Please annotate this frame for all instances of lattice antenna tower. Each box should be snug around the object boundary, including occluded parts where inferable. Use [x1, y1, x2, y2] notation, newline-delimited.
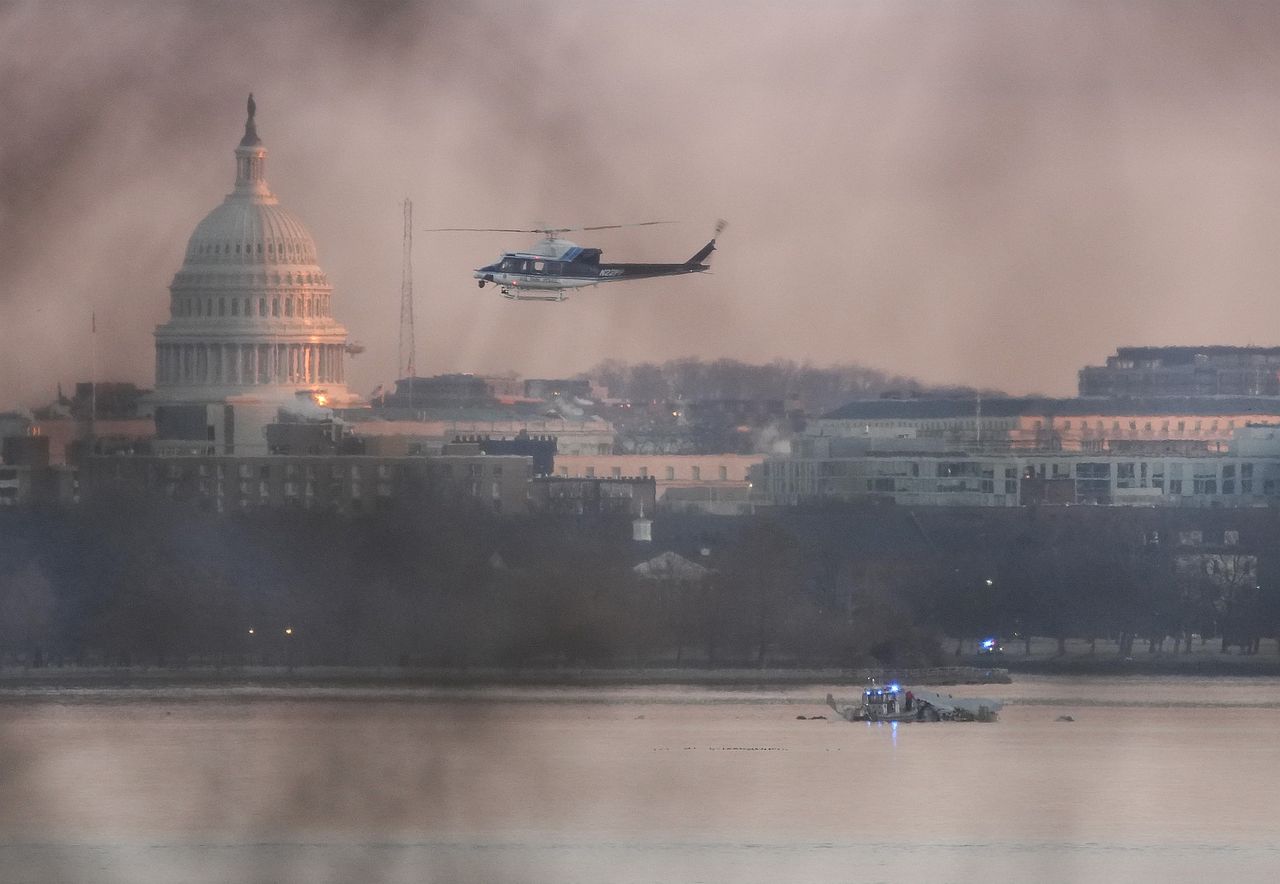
[399, 198, 416, 382]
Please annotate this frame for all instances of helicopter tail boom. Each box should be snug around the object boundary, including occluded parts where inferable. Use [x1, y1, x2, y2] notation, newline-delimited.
[685, 237, 717, 267]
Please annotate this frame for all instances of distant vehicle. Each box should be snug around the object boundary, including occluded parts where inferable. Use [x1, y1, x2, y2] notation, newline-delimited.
[428, 220, 725, 302]
[978, 637, 1004, 655]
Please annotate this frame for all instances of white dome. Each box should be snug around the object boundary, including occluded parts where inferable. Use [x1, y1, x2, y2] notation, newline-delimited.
[183, 199, 319, 266]
[153, 97, 353, 408]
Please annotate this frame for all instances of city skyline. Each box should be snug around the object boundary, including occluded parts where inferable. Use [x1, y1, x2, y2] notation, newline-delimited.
[7, 2, 1280, 410]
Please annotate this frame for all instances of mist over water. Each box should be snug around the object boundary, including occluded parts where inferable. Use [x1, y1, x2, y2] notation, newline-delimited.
[7, 2, 1280, 407]
[1, 676, 1278, 882]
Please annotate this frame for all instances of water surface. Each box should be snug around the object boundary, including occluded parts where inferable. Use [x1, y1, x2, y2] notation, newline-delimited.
[1, 676, 1276, 882]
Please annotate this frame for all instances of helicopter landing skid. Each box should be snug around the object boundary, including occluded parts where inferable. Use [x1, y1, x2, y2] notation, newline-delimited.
[502, 288, 566, 302]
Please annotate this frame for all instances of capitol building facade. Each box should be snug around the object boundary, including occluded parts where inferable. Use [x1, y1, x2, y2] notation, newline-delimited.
[153, 96, 352, 407]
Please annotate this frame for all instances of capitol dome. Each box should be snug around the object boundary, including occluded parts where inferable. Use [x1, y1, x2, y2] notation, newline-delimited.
[154, 95, 352, 406]
[184, 200, 319, 266]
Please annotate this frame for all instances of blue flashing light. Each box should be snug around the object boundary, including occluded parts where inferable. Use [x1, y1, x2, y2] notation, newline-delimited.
[981, 638, 997, 650]
[887, 683, 900, 693]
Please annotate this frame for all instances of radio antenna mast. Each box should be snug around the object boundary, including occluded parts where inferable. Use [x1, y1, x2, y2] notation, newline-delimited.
[398, 198, 416, 396]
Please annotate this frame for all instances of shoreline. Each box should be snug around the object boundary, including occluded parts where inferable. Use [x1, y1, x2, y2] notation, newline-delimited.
[0, 665, 1009, 689]
[998, 655, 1280, 676]
[4, 657, 1280, 690]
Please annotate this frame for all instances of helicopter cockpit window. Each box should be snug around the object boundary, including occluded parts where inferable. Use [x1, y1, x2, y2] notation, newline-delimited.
[500, 258, 518, 271]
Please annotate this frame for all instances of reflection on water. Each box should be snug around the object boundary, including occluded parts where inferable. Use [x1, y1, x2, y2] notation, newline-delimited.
[1, 676, 1278, 882]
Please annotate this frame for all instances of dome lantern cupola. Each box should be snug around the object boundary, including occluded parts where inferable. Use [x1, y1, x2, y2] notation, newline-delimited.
[234, 93, 269, 196]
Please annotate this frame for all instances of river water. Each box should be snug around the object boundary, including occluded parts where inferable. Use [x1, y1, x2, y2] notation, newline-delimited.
[0, 676, 1277, 882]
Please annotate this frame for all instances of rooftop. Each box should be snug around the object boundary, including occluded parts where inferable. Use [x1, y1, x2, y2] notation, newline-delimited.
[821, 397, 1280, 421]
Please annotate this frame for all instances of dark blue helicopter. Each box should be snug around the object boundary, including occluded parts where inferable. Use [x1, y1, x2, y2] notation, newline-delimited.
[430, 220, 724, 301]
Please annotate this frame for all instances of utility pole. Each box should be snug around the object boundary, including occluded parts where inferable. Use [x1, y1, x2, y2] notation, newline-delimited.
[398, 198, 416, 408]
[90, 310, 97, 448]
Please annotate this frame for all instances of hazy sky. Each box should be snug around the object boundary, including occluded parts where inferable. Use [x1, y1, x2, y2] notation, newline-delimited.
[5, 0, 1280, 410]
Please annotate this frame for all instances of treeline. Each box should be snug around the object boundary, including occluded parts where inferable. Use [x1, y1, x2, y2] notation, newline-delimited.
[773, 505, 1280, 659]
[586, 357, 1002, 413]
[0, 494, 939, 670]
[6, 496, 1270, 671]
[934, 508, 1280, 657]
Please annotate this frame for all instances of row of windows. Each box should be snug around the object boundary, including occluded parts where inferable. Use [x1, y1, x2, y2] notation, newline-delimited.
[174, 294, 330, 318]
[176, 271, 327, 287]
[841, 417, 1251, 434]
[176, 461, 507, 482]
[194, 240, 313, 261]
[562, 465, 736, 480]
[499, 258, 565, 275]
[1042, 419, 1238, 433]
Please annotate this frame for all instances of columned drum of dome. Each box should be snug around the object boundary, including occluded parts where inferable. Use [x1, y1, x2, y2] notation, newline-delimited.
[153, 96, 352, 405]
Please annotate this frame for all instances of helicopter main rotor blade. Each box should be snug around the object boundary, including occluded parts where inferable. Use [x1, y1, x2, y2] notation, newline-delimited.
[578, 221, 676, 231]
[424, 227, 563, 234]
[425, 221, 677, 234]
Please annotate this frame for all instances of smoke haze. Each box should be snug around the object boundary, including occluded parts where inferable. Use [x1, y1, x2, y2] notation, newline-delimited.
[5, 0, 1280, 409]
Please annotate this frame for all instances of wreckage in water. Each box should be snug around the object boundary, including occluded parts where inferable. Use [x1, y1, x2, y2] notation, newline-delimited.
[826, 683, 1002, 723]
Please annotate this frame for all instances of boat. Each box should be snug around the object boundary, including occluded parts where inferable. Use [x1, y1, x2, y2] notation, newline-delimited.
[825, 682, 1002, 723]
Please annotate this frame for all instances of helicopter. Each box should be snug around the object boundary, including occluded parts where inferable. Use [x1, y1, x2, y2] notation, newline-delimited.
[428, 220, 725, 301]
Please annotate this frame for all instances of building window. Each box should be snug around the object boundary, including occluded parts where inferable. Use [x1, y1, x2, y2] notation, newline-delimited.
[585, 466, 595, 478]
[259, 298, 267, 316]
[272, 298, 280, 317]
[1224, 530, 1240, 546]
[639, 466, 648, 478]
[611, 467, 622, 478]
[718, 466, 728, 480]
[665, 466, 675, 480]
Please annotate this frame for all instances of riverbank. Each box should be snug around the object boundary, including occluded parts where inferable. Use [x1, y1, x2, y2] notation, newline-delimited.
[959, 634, 1280, 676]
[0, 664, 1010, 689]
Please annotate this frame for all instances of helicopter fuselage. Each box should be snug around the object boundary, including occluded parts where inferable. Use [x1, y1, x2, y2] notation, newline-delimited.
[474, 235, 716, 301]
